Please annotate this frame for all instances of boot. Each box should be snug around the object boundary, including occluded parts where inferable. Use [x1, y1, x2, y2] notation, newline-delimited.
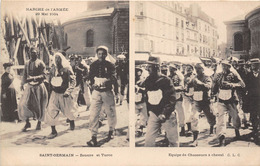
[36, 121, 41, 130]
[87, 136, 98, 147]
[219, 135, 226, 147]
[47, 126, 58, 139]
[186, 123, 192, 137]
[106, 130, 114, 141]
[70, 120, 75, 130]
[234, 129, 240, 140]
[191, 131, 199, 147]
[22, 119, 31, 132]
[209, 125, 214, 135]
[180, 127, 185, 136]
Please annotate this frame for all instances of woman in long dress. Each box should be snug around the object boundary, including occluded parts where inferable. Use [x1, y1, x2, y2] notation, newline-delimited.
[1, 63, 19, 122]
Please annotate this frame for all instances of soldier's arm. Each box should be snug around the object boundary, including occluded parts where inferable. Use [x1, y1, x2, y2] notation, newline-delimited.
[161, 78, 176, 118]
[34, 61, 46, 81]
[230, 71, 245, 89]
[64, 68, 76, 95]
[110, 63, 118, 95]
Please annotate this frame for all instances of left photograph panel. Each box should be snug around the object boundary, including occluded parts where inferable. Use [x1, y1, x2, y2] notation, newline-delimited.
[0, 1, 129, 147]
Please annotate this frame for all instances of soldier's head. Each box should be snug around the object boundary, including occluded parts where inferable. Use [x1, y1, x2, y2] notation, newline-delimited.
[250, 58, 260, 72]
[221, 60, 231, 73]
[147, 57, 160, 76]
[195, 63, 204, 75]
[96, 46, 108, 62]
[135, 67, 143, 79]
[169, 63, 177, 75]
[30, 47, 38, 61]
[185, 64, 194, 74]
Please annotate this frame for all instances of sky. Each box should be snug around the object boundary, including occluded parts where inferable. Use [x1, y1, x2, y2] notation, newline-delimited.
[182, 1, 260, 44]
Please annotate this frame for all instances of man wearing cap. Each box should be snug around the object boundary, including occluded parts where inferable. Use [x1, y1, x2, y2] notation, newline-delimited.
[18, 47, 48, 131]
[169, 63, 186, 136]
[135, 67, 148, 137]
[143, 56, 178, 147]
[87, 46, 118, 147]
[246, 58, 260, 144]
[209, 60, 245, 146]
[116, 53, 128, 105]
[188, 63, 216, 146]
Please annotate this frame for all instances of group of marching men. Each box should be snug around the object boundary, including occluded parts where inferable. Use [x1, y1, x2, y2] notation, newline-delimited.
[17, 45, 128, 147]
[135, 56, 260, 147]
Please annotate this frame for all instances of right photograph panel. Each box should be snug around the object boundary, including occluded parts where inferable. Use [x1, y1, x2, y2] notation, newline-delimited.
[134, 1, 260, 147]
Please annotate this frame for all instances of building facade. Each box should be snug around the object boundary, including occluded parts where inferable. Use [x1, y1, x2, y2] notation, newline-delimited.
[135, 2, 218, 61]
[62, 1, 129, 58]
[225, 6, 260, 59]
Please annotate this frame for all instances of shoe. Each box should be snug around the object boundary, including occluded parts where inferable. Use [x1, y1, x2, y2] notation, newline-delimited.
[36, 121, 41, 130]
[208, 137, 220, 145]
[186, 131, 192, 137]
[191, 140, 198, 147]
[87, 136, 98, 147]
[47, 132, 58, 139]
[210, 126, 214, 135]
[180, 127, 185, 137]
[22, 122, 31, 132]
[233, 129, 241, 140]
[219, 135, 226, 147]
[106, 130, 114, 141]
[70, 120, 75, 130]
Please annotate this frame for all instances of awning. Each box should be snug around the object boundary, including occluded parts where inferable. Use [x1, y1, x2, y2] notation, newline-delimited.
[135, 52, 150, 61]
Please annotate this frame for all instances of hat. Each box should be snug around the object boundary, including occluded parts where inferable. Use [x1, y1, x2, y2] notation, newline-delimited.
[169, 63, 177, 69]
[96, 46, 108, 54]
[31, 47, 38, 53]
[250, 58, 260, 64]
[117, 54, 126, 59]
[238, 59, 246, 65]
[221, 60, 231, 66]
[185, 64, 194, 69]
[147, 56, 161, 65]
[3, 62, 13, 69]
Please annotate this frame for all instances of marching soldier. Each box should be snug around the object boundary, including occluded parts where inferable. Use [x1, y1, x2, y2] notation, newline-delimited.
[143, 57, 178, 147]
[169, 63, 186, 136]
[18, 48, 48, 132]
[135, 67, 148, 137]
[87, 46, 118, 147]
[189, 63, 216, 146]
[45, 52, 78, 139]
[209, 60, 245, 146]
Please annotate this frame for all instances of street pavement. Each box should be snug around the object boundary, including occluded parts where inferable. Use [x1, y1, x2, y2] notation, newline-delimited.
[135, 115, 260, 147]
[0, 101, 129, 147]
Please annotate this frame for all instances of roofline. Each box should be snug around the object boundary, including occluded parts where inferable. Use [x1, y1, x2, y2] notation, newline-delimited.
[245, 6, 260, 20]
[62, 15, 111, 27]
[224, 20, 245, 25]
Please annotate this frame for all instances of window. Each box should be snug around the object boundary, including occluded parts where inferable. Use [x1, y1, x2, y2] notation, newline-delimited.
[176, 18, 179, 27]
[86, 30, 94, 47]
[64, 33, 68, 47]
[181, 20, 184, 28]
[234, 33, 243, 51]
[187, 45, 190, 52]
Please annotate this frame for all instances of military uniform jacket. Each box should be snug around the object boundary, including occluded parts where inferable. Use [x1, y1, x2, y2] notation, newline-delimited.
[143, 74, 176, 118]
